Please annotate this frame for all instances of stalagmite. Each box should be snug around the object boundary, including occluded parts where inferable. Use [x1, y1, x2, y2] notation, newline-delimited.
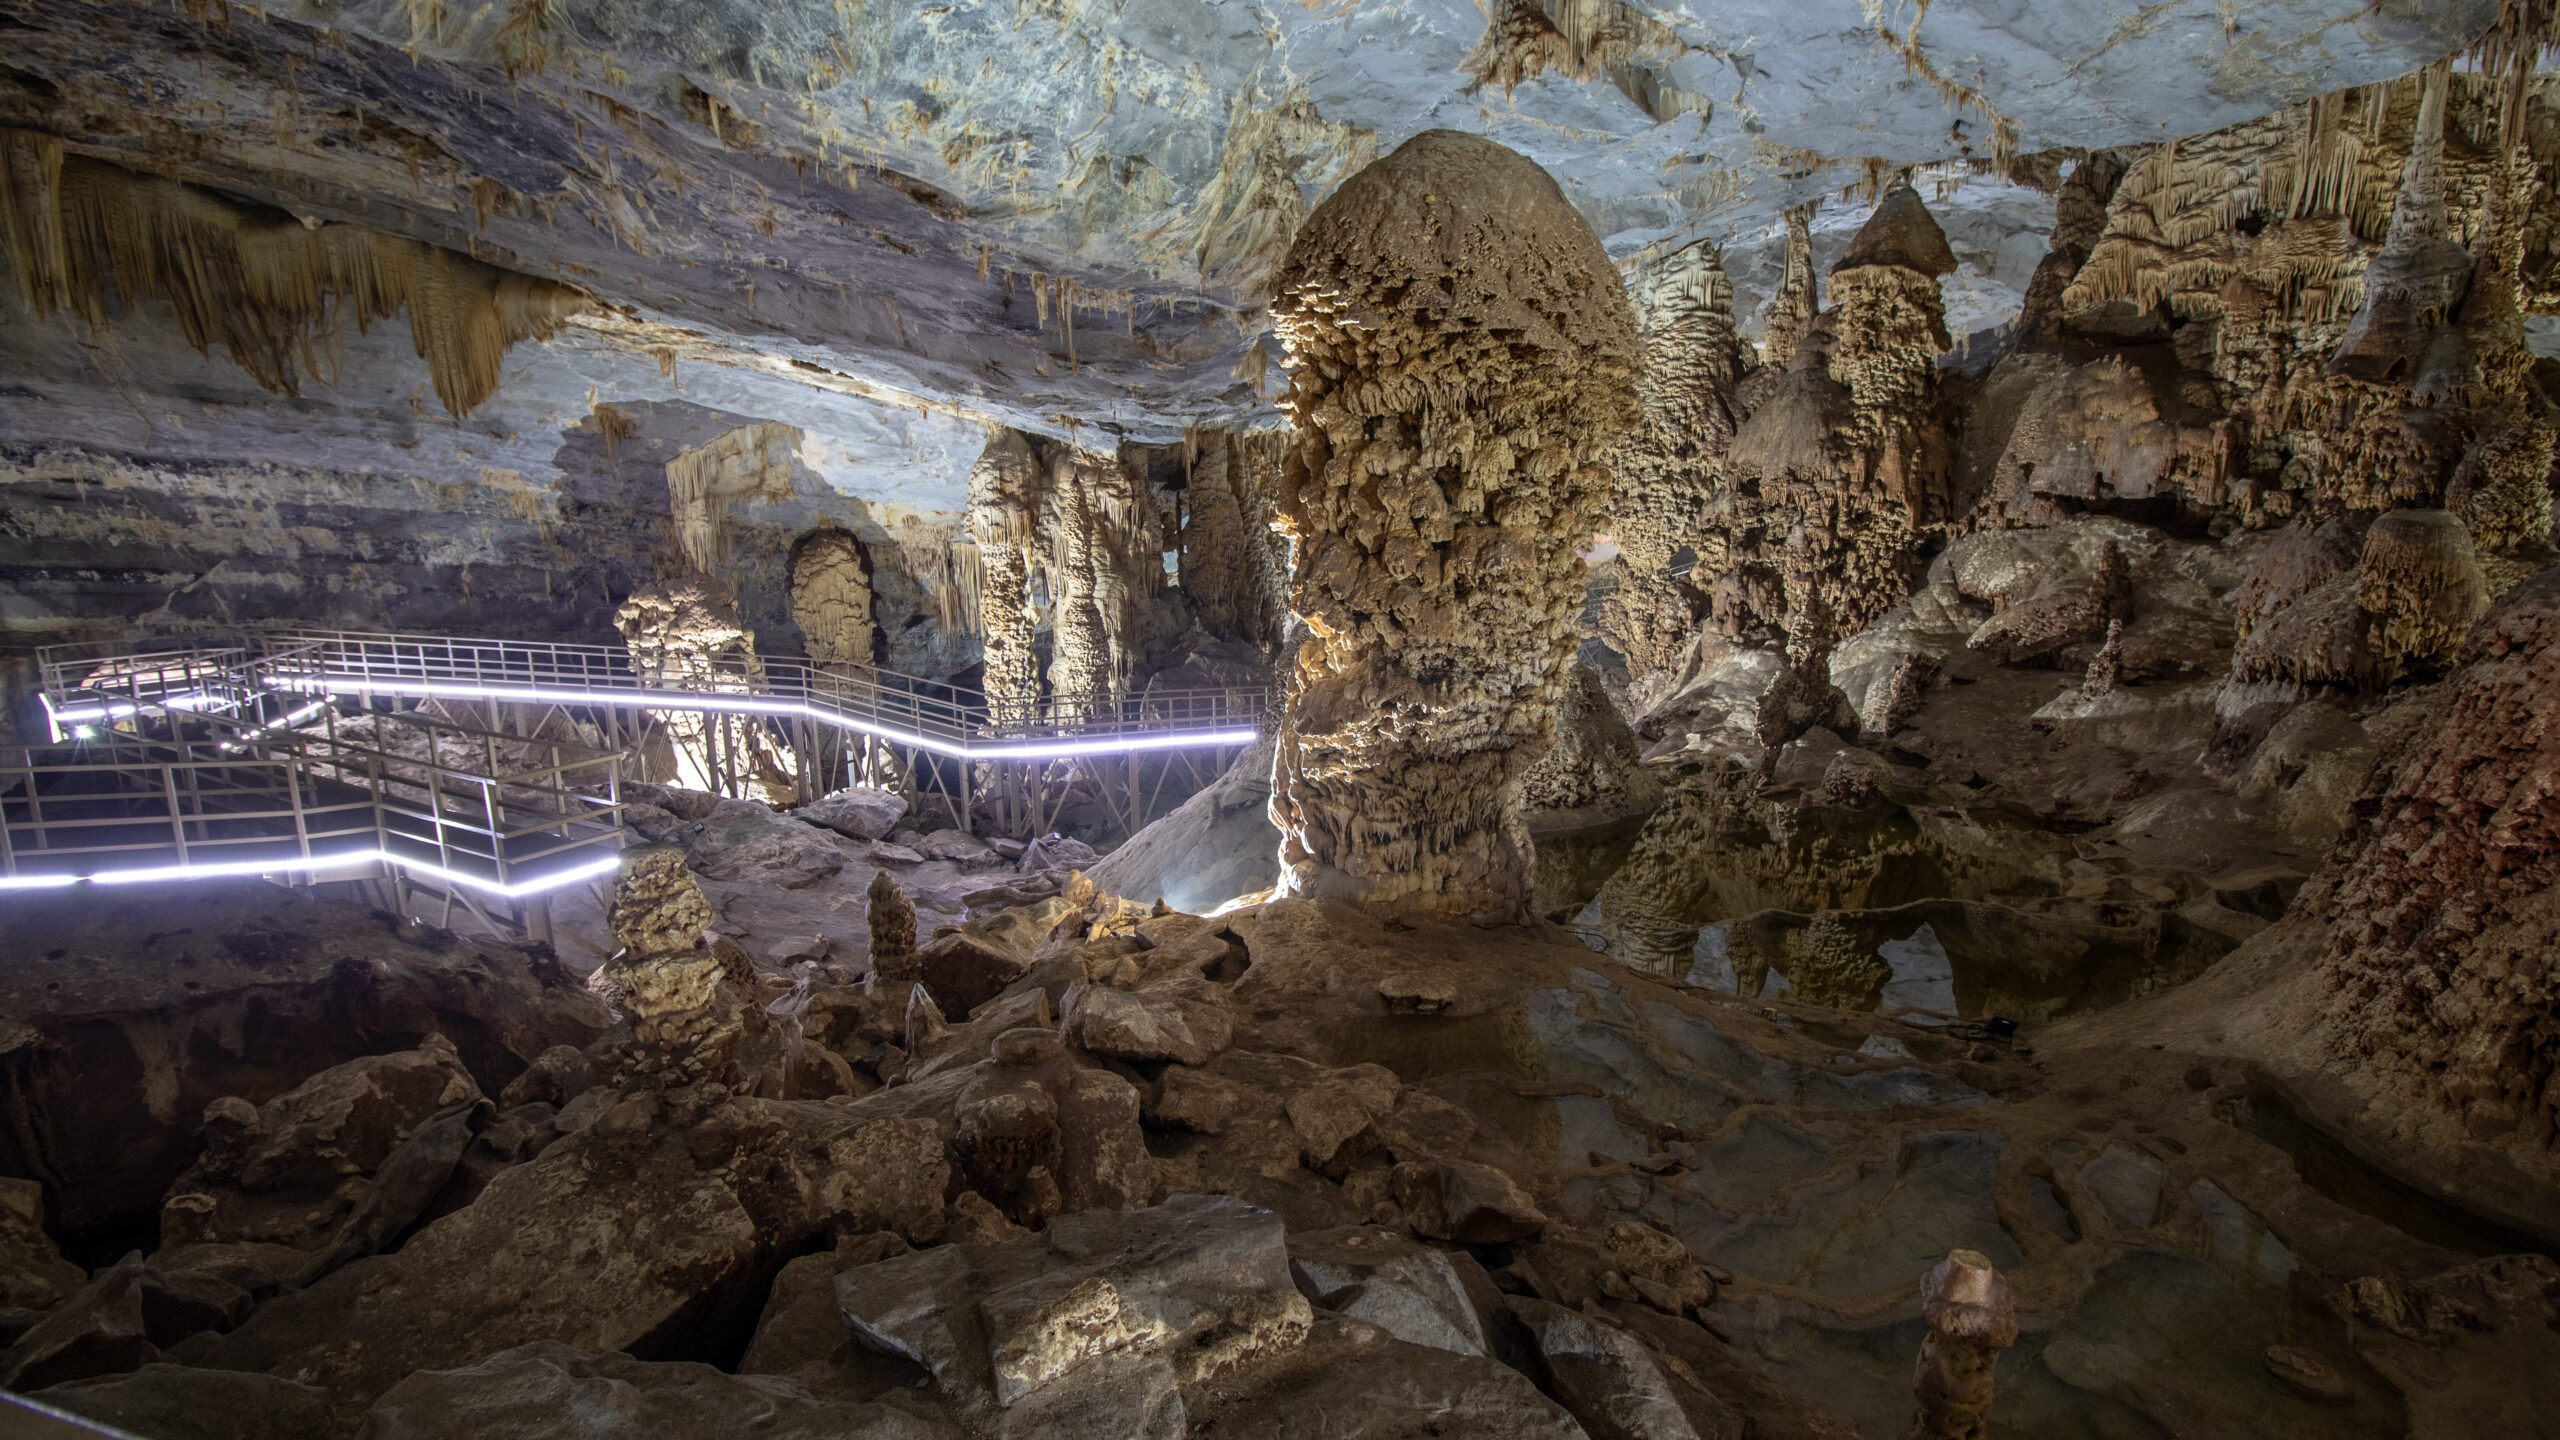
[1604, 239, 1757, 680]
[606, 847, 716, 960]
[1906, 1250, 2018, 1440]
[789, 528, 874, 668]
[614, 578, 796, 800]
[1180, 429, 1291, 654]
[1045, 445, 1155, 723]
[1726, 184, 1956, 646]
[1762, 202, 1820, 371]
[866, 871, 919, 984]
[1265, 129, 1638, 922]
[2355, 510, 2490, 681]
[967, 428, 1046, 723]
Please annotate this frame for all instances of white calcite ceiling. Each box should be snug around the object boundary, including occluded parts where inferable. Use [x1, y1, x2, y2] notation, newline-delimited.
[0, 0, 2505, 475]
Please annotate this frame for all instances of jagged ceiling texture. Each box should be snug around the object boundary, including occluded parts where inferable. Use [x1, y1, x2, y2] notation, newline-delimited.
[0, 0, 2498, 441]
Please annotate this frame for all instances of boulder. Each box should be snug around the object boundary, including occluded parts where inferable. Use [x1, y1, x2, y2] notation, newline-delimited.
[1509, 1296, 1706, 1440]
[159, 1036, 483, 1257]
[202, 1100, 948, 1413]
[1087, 743, 1280, 913]
[0, 883, 607, 1238]
[32, 1363, 332, 1440]
[1287, 1227, 1489, 1356]
[1393, 1160, 1548, 1245]
[685, 800, 851, 889]
[0, 1181, 84, 1320]
[800, 786, 911, 842]
[1145, 1068, 1240, 1135]
[918, 830, 1001, 867]
[1285, 1067, 1401, 1180]
[0, 1252, 153, 1391]
[1062, 981, 1233, 1068]
[1184, 1314, 1587, 1439]
[359, 1340, 957, 1439]
[836, 1194, 1310, 1430]
[918, 933, 1034, 1022]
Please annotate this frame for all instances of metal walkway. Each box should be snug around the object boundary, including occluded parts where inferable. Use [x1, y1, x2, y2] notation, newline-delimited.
[1, 701, 627, 915]
[39, 629, 1265, 760]
[10, 627, 1266, 897]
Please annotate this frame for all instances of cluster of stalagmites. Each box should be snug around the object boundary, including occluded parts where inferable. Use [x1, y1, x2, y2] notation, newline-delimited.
[1265, 129, 1638, 922]
[960, 423, 1284, 730]
[1594, 180, 1962, 735]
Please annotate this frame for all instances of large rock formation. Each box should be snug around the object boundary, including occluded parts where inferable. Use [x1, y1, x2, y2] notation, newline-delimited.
[1603, 239, 1758, 684]
[1264, 129, 1638, 922]
[2203, 569, 2560, 1231]
[967, 429, 1046, 725]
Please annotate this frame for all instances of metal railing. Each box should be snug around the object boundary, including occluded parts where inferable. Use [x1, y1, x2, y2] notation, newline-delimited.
[1, 705, 626, 893]
[40, 628, 1267, 759]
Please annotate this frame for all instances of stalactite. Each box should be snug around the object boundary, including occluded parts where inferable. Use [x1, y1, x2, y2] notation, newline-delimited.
[0, 131, 588, 417]
[967, 427, 1045, 722]
[1266, 130, 1638, 923]
[664, 422, 799, 574]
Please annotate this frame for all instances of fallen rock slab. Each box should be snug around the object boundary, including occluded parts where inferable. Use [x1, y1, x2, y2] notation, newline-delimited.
[33, 1363, 331, 1440]
[359, 1340, 958, 1439]
[800, 787, 911, 842]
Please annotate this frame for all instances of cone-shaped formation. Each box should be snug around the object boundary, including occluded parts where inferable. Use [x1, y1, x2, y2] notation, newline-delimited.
[866, 871, 919, 985]
[1722, 183, 1955, 645]
[1909, 1250, 2019, 1439]
[1266, 129, 1638, 922]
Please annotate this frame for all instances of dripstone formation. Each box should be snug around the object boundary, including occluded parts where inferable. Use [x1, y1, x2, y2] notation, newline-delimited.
[1266, 129, 1638, 922]
[7, 7, 2560, 1440]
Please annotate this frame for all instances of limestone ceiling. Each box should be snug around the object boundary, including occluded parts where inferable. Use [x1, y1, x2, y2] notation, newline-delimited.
[0, 0, 2503, 446]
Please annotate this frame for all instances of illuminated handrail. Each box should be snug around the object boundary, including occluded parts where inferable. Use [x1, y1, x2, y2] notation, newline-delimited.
[1, 703, 626, 895]
[41, 629, 1267, 758]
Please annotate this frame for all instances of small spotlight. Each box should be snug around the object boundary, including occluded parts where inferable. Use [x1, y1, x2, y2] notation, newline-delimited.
[71, 724, 96, 741]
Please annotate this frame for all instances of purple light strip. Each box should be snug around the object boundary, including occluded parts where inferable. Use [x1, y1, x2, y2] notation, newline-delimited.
[269, 674, 1259, 759]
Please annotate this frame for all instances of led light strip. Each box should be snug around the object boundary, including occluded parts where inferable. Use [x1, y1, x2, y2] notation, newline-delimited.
[270, 674, 1260, 759]
[0, 850, 624, 896]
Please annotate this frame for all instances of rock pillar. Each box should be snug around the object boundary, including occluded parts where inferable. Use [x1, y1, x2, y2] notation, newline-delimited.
[1265, 129, 1638, 922]
[967, 428, 1045, 726]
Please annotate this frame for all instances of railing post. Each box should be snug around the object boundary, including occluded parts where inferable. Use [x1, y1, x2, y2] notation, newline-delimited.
[163, 764, 187, 868]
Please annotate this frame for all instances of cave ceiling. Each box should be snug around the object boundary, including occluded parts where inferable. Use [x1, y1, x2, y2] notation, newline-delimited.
[0, 0, 2503, 500]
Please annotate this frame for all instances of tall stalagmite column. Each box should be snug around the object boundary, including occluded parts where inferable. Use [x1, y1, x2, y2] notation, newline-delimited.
[1816, 183, 1957, 637]
[1266, 129, 1638, 922]
[1603, 239, 1757, 681]
[1762, 202, 1820, 371]
[1046, 444, 1152, 722]
[967, 428, 1045, 725]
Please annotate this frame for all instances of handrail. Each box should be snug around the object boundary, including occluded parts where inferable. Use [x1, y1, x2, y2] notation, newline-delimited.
[3, 709, 626, 895]
[43, 628, 1266, 758]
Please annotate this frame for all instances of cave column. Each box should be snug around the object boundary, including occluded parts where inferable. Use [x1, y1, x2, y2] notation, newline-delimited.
[967, 429, 1044, 728]
[1265, 129, 1638, 923]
